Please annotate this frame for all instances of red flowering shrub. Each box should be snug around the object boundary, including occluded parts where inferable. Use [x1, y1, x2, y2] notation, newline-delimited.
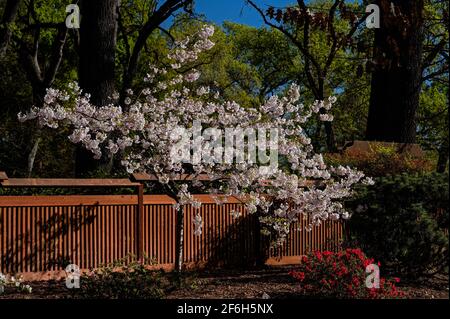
[289, 249, 405, 299]
[324, 146, 434, 177]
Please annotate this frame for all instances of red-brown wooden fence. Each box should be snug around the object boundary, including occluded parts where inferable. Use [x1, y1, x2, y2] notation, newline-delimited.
[0, 173, 343, 274]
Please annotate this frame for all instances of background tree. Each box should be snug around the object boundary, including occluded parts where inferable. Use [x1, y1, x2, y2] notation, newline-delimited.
[366, 0, 425, 143]
[76, 0, 194, 175]
[0, 0, 75, 176]
[247, 0, 373, 151]
[119, 0, 194, 103]
[0, 0, 447, 177]
[418, 0, 449, 171]
[247, 0, 370, 152]
[75, 0, 119, 176]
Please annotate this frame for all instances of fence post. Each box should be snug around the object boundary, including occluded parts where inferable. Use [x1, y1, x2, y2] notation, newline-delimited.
[130, 173, 152, 264]
[137, 183, 144, 263]
[0, 171, 8, 183]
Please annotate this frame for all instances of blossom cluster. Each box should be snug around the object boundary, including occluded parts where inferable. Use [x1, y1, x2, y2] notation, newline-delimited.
[18, 24, 373, 244]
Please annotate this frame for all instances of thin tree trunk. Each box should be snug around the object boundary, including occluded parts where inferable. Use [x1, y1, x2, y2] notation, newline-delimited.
[27, 135, 40, 177]
[318, 80, 336, 152]
[0, 0, 20, 55]
[174, 205, 184, 272]
[323, 121, 336, 152]
[437, 144, 448, 173]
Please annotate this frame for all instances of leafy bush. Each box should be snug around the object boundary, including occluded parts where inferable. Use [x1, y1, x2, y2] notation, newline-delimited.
[346, 173, 448, 278]
[74, 257, 172, 299]
[289, 249, 404, 299]
[325, 144, 434, 177]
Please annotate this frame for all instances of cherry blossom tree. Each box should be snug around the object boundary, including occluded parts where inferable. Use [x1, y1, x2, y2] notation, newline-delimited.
[18, 25, 373, 271]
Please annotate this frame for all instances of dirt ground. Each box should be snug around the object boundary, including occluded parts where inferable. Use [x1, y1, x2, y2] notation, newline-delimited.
[0, 267, 448, 299]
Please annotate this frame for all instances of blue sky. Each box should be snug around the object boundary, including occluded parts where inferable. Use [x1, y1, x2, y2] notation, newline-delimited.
[193, 0, 295, 27]
[161, 1, 364, 27]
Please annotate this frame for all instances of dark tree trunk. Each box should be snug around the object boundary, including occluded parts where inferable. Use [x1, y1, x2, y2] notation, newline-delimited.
[366, 0, 424, 143]
[437, 144, 448, 173]
[0, 0, 20, 55]
[76, 0, 118, 176]
[79, 0, 118, 106]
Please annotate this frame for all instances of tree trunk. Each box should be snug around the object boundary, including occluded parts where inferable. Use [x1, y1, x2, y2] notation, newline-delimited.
[317, 80, 336, 152]
[27, 135, 40, 177]
[76, 0, 118, 176]
[437, 144, 448, 173]
[174, 205, 184, 272]
[0, 0, 20, 55]
[366, 0, 424, 143]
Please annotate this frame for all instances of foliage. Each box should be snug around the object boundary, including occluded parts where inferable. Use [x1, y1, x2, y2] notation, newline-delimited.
[346, 173, 449, 278]
[417, 81, 449, 167]
[248, 0, 373, 151]
[289, 248, 405, 299]
[417, 0, 449, 167]
[1, 1, 447, 176]
[0, 273, 32, 294]
[221, 22, 301, 103]
[0, 0, 79, 177]
[74, 257, 171, 299]
[325, 144, 435, 177]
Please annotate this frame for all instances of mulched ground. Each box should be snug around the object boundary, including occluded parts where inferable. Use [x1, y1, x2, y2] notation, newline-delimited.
[167, 267, 449, 299]
[0, 267, 448, 299]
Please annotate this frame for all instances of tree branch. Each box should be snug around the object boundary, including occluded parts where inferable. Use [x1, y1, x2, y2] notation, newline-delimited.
[122, 0, 193, 96]
[43, 25, 67, 86]
[247, 0, 322, 73]
[422, 38, 448, 71]
[0, 0, 21, 55]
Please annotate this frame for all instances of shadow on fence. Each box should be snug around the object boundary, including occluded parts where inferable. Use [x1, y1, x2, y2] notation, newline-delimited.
[0, 197, 344, 273]
[0, 204, 98, 272]
[200, 214, 271, 269]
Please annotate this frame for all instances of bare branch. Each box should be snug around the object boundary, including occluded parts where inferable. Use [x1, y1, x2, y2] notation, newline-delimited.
[122, 0, 193, 96]
[43, 25, 68, 86]
[246, 0, 321, 73]
[158, 26, 175, 43]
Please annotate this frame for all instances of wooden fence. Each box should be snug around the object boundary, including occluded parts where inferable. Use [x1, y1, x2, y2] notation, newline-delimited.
[0, 173, 343, 274]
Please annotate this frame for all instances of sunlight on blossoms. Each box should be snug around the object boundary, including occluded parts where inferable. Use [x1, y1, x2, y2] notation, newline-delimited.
[18, 24, 374, 246]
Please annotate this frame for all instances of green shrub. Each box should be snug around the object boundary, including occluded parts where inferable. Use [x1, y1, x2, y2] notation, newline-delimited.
[346, 173, 448, 278]
[74, 257, 172, 299]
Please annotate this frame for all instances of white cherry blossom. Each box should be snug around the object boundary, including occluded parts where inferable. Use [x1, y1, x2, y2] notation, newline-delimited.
[19, 25, 373, 245]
